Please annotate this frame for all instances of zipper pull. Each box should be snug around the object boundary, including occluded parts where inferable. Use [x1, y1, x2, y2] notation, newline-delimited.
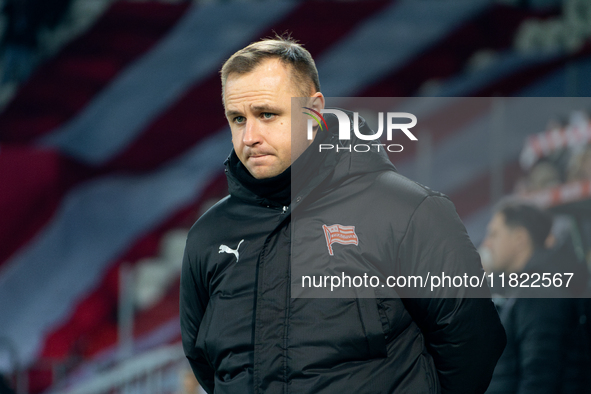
[282, 206, 288, 214]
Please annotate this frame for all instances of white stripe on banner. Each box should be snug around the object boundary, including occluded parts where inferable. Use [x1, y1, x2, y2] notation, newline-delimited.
[316, 0, 490, 97]
[0, 130, 231, 370]
[431, 51, 561, 97]
[38, 2, 295, 165]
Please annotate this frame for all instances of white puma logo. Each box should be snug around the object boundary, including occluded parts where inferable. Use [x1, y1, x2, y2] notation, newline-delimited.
[219, 239, 244, 261]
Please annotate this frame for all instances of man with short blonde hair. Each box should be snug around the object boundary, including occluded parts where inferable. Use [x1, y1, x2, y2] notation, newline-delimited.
[181, 35, 506, 394]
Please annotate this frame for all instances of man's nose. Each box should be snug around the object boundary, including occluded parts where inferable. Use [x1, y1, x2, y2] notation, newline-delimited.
[243, 119, 262, 146]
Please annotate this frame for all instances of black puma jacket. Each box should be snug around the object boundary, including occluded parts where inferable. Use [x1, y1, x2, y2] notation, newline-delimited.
[180, 112, 506, 394]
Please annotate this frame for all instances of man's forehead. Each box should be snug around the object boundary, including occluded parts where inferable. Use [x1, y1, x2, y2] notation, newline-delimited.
[223, 59, 305, 106]
[224, 89, 283, 114]
[226, 59, 289, 87]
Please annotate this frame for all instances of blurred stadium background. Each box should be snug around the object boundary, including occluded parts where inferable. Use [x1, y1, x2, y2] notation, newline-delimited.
[1, 0, 591, 392]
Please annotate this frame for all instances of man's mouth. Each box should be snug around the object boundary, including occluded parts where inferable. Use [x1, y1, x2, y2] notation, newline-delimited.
[249, 153, 270, 159]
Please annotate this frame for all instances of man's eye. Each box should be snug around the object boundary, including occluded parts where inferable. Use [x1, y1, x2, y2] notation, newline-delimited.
[234, 116, 245, 124]
[262, 113, 274, 119]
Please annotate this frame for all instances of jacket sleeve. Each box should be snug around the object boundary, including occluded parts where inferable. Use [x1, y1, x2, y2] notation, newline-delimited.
[180, 243, 215, 393]
[512, 298, 571, 394]
[397, 195, 506, 394]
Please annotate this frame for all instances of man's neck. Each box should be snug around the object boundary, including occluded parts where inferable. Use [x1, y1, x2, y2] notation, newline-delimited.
[227, 150, 292, 206]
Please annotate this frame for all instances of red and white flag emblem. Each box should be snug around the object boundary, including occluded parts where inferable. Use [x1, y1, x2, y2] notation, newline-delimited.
[322, 224, 359, 256]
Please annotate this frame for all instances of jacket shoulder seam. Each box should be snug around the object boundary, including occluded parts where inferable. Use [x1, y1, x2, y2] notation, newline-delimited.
[395, 194, 452, 267]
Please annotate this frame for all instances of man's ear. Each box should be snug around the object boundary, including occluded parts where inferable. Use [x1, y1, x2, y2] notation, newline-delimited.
[513, 226, 532, 249]
[309, 92, 325, 113]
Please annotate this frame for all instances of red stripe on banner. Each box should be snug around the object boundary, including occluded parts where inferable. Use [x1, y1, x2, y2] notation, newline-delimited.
[256, 1, 392, 57]
[473, 43, 591, 97]
[0, 148, 59, 248]
[133, 276, 181, 342]
[0, 2, 190, 143]
[0, 147, 62, 266]
[0, 152, 94, 268]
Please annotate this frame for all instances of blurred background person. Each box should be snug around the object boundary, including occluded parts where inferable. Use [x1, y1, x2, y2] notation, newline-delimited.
[482, 201, 591, 394]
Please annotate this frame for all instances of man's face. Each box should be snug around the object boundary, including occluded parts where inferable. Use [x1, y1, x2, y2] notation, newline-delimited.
[224, 59, 317, 179]
[483, 213, 522, 272]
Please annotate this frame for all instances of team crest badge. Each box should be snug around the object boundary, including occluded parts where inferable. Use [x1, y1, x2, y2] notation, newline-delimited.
[322, 224, 359, 256]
